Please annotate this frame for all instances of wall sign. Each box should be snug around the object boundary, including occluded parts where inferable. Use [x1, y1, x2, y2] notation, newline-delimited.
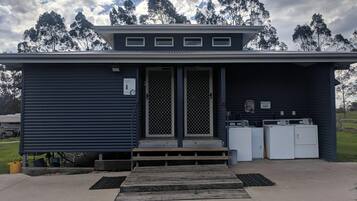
[123, 78, 136, 96]
[244, 100, 255, 113]
[260, 101, 271, 109]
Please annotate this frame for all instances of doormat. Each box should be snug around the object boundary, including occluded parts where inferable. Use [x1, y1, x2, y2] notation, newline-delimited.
[236, 174, 275, 187]
[89, 176, 126, 190]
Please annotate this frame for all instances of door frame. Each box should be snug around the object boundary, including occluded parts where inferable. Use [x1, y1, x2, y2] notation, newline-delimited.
[145, 67, 175, 137]
[184, 67, 213, 137]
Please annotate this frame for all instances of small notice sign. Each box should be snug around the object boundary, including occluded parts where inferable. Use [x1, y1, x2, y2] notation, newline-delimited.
[260, 101, 271, 109]
[123, 78, 136, 96]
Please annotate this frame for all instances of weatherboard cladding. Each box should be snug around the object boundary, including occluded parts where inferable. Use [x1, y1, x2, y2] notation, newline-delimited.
[22, 64, 138, 153]
[307, 65, 337, 161]
[114, 33, 243, 51]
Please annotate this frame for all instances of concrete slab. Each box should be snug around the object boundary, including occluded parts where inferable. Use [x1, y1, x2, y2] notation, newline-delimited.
[232, 160, 357, 201]
[0, 160, 356, 201]
[139, 139, 178, 148]
[183, 139, 223, 148]
[0, 172, 130, 201]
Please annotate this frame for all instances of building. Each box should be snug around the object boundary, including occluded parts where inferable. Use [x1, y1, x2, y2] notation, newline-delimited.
[1, 25, 357, 162]
[0, 113, 21, 138]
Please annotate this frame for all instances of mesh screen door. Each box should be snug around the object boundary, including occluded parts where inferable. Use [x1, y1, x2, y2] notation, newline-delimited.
[184, 67, 213, 137]
[145, 68, 175, 137]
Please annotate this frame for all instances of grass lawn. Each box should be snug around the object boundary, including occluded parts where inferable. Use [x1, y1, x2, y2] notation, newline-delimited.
[0, 141, 21, 174]
[337, 131, 357, 162]
[336, 111, 357, 162]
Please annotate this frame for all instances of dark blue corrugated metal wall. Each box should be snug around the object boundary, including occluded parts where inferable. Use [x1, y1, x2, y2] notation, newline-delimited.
[307, 65, 337, 161]
[22, 64, 138, 153]
[226, 63, 337, 160]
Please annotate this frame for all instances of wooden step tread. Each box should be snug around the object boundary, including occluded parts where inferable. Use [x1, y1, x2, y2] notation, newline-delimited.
[132, 156, 229, 161]
[116, 189, 250, 201]
[132, 147, 228, 152]
[133, 165, 228, 173]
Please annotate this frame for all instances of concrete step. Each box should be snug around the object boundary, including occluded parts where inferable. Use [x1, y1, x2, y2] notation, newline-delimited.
[116, 189, 251, 201]
[139, 139, 178, 148]
[183, 139, 224, 148]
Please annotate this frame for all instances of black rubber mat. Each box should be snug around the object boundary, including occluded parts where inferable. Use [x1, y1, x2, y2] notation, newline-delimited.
[89, 176, 126, 190]
[236, 174, 275, 187]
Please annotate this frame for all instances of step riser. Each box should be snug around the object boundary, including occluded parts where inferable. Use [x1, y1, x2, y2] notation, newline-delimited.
[120, 182, 243, 193]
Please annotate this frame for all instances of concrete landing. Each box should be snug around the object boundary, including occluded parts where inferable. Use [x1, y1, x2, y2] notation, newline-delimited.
[116, 165, 248, 201]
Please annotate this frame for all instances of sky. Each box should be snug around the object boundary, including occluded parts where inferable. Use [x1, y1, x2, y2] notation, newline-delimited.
[0, 0, 356, 52]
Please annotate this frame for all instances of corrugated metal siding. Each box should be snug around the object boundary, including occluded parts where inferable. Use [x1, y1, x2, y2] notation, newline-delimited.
[114, 33, 243, 51]
[22, 64, 138, 153]
[307, 65, 336, 161]
[226, 63, 337, 160]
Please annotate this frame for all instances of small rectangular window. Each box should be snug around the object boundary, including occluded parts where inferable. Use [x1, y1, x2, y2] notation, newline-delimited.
[155, 37, 174, 47]
[126, 37, 145, 47]
[212, 37, 231, 47]
[184, 37, 203, 47]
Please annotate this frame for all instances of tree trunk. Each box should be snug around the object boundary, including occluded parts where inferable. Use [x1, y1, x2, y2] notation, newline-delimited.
[342, 85, 346, 118]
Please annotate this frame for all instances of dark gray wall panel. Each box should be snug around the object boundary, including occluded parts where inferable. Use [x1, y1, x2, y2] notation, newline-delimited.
[307, 65, 336, 161]
[22, 64, 138, 153]
[114, 33, 243, 51]
[226, 64, 310, 127]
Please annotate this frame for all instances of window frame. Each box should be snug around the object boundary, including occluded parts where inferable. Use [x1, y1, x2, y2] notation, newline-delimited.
[212, 37, 232, 47]
[154, 37, 174, 47]
[183, 37, 203, 47]
[125, 37, 145, 47]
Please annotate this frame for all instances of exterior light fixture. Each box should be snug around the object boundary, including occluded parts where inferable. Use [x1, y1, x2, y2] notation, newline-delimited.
[112, 67, 120, 72]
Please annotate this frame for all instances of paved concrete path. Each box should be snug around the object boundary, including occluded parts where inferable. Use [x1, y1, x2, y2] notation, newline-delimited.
[0, 171, 130, 201]
[0, 160, 356, 201]
[233, 160, 357, 201]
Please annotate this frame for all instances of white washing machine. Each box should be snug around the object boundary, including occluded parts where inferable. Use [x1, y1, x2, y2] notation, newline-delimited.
[264, 120, 295, 159]
[228, 121, 252, 162]
[294, 124, 319, 158]
[252, 127, 264, 159]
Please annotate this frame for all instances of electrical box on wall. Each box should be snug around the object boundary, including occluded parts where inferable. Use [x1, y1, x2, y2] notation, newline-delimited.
[123, 78, 136, 95]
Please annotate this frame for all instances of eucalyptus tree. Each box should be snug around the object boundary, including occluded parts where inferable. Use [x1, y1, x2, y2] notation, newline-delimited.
[351, 30, 357, 51]
[292, 13, 332, 51]
[292, 25, 316, 51]
[333, 34, 353, 52]
[218, 0, 284, 50]
[0, 64, 21, 115]
[310, 13, 332, 51]
[195, 0, 224, 25]
[335, 65, 357, 116]
[18, 11, 78, 52]
[110, 0, 138, 25]
[139, 0, 190, 24]
[69, 12, 109, 51]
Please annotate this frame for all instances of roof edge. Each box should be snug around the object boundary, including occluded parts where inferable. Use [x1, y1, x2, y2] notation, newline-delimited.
[1, 51, 356, 69]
